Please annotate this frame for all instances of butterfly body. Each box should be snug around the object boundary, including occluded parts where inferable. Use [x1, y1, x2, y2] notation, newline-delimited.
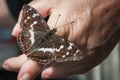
[17, 4, 84, 64]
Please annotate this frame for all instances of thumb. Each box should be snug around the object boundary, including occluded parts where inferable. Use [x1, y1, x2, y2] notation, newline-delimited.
[12, 0, 54, 37]
[29, 0, 53, 18]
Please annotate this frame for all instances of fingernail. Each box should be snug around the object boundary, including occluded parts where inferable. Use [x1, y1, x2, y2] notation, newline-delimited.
[42, 68, 53, 79]
[20, 73, 31, 80]
[2, 64, 12, 71]
[42, 74, 50, 79]
[12, 23, 21, 36]
[12, 23, 19, 34]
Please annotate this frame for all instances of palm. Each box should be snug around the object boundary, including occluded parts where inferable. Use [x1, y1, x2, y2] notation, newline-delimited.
[3, 0, 120, 79]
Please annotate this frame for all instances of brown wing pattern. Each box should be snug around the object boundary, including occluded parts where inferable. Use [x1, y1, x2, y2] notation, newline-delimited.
[18, 4, 50, 54]
[17, 4, 84, 64]
[51, 35, 84, 62]
[27, 39, 55, 64]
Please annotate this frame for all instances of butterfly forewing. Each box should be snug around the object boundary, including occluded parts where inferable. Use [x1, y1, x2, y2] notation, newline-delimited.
[18, 4, 50, 54]
[21, 5, 50, 31]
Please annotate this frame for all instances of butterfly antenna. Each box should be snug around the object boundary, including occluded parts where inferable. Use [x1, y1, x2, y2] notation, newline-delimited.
[54, 14, 78, 29]
[57, 20, 75, 28]
[54, 14, 61, 28]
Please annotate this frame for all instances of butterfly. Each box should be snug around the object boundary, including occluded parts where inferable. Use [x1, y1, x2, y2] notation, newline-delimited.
[17, 4, 84, 64]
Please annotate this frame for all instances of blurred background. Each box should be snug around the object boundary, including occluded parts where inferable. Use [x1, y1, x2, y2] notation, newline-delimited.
[0, 0, 120, 80]
[0, 0, 19, 80]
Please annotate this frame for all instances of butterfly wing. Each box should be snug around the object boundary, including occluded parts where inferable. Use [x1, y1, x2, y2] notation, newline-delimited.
[28, 33, 84, 63]
[20, 4, 49, 31]
[26, 37, 55, 64]
[52, 35, 84, 62]
[17, 4, 50, 54]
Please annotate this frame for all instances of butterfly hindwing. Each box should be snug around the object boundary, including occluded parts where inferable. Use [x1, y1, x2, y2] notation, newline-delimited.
[26, 39, 55, 64]
[50, 35, 84, 62]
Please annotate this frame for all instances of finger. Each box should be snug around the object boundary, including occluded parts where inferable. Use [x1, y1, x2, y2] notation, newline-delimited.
[28, 0, 54, 18]
[41, 62, 74, 79]
[12, 23, 21, 37]
[41, 66, 58, 79]
[41, 61, 86, 79]
[17, 60, 43, 80]
[41, 66, 70, 79]
[2, 54, 27, 72]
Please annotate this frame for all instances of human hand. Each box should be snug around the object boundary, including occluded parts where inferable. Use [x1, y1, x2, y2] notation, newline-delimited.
[3, 0, 120, 80]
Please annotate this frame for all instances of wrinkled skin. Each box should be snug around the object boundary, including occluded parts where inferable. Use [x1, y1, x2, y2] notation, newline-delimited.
[3, 0, 120, 80]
